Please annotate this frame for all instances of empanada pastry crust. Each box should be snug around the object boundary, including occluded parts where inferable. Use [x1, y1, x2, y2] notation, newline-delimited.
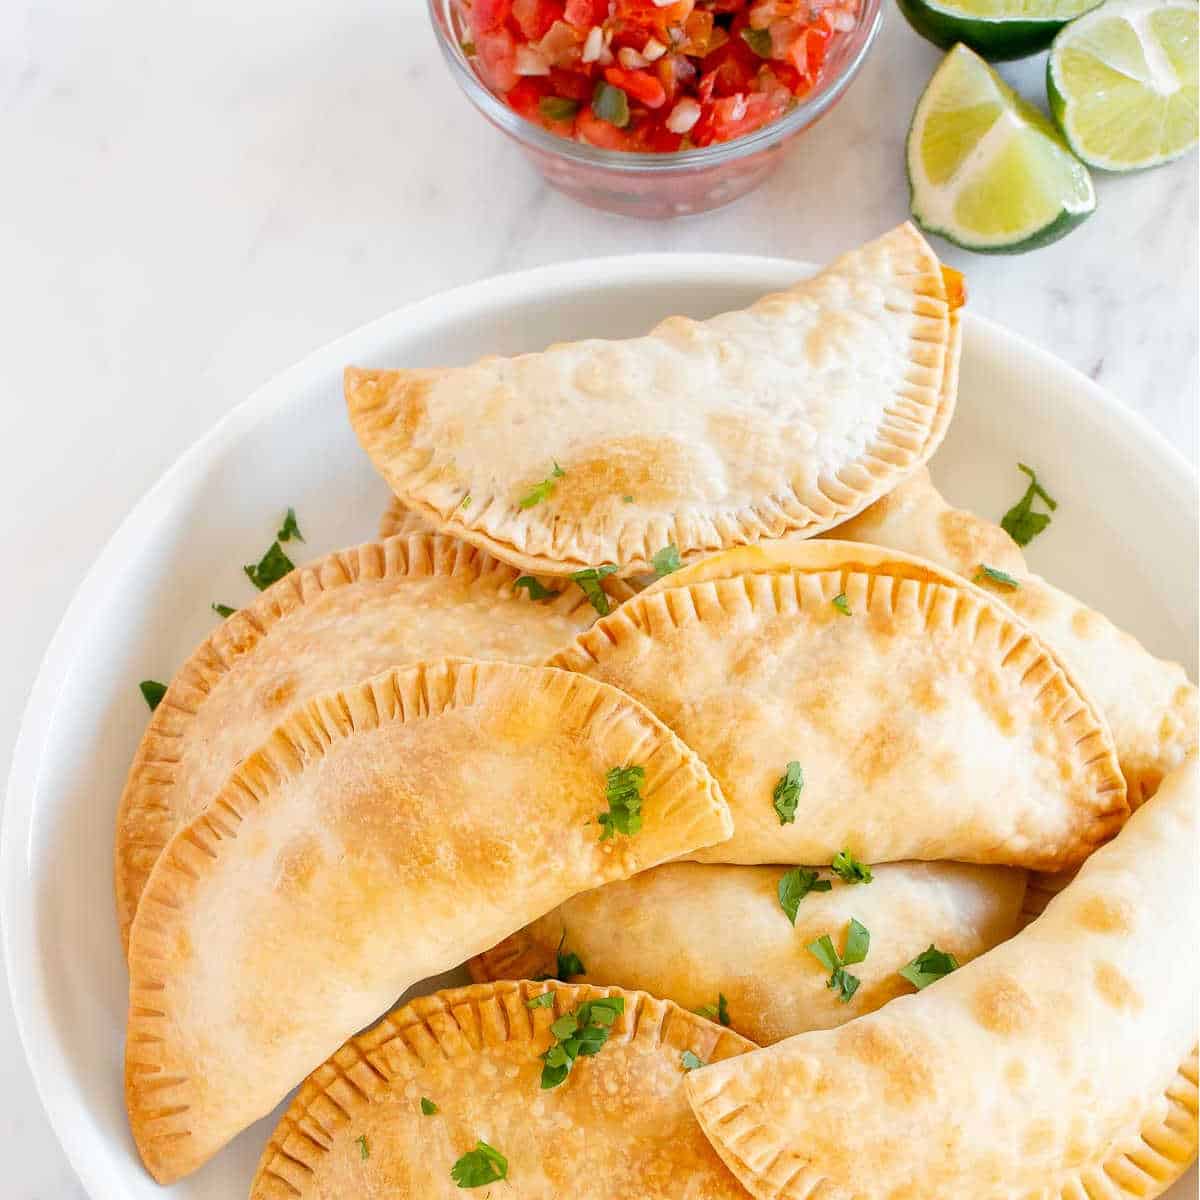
[686, 756, 1199, 1200]
[249, 980, 754, 1199]
[114, 532, 631, 950]
[379, 494, 435, 538]
[551, 540, 1127, 870]
[346, 224, 961, 577]
[124, 660, 732, 1183]
[833, 467, 1198, 805]
[469, 861, 1027, 1045]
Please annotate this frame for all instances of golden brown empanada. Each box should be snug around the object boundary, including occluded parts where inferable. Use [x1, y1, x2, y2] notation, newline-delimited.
[379, 494, 433, 538]
[833, 467, 1198, 805]
[469, 861, 1027, 1045]
[125, 660, 732, 1183]
[345, 224, 961, 577]
[115, 532, 631, 950]
[249, 980, 754, 1199]
[551, 540, 1127, 870]
[686, 755, 1199, 1200]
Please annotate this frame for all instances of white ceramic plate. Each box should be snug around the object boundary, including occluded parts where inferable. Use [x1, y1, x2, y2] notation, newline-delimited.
[4, 254, 1196, 1199]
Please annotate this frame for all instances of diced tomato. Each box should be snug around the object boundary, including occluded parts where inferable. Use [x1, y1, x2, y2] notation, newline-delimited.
[785, 23, 829, 80]
[512, 0, 564, 41]
[700, 32, 759, 97]
[475, 27, 520, 91]
[467, 0, 511, 34]
[678, 9, 713, 54]
[577, 106, 636, 149]
[604, 66, 667, 109]
[563, 0, 606, 28]
[506, 76, 551, 120]
[549, 66, 593, 101]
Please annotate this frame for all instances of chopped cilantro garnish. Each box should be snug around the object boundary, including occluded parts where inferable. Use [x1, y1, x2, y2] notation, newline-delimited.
[831, 849, 873, 885]
[899, 944, 959, 990]
[139, 680, 167, 711]
[533, 932, 585, 981]
[355, 1134, 369, 1160]
[740, 26, 773, 56]
[571, 563, 618, 615]
[539, 996, 625, 1089]
[832, 592, 852, 616]
[244, 541, 295, 590]
[975, 564, 1021, 589]
[592, 80, 630, 128]
[539, 96, 579, 121]
[421, 1097, 439, 1115]
[519, 462, 565, 509]
[211, 603, 237, 618]
[807, 918, 870, 1004]
[622, 494, 634, 503]
[461, 493, 472, 509]
[681, 1050, 706, 1071]
[526, 991, 555, 1009]
[772, 761, 804, 825]
[652, 544, 682, 577]
[1000, 463, 1057, 547]
[598, 764, 644, 839]
[515, 576, 559, 601]
[695, 992, 731, 1026]
[451, 1140, 508, 1188]
[277, 507, 304, 543]
[777, 867, 832, 925]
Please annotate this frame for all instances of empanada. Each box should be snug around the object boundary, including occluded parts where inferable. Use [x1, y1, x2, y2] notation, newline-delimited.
[550, 540, 1127, 870]
[115, 532, 630, 950]
[125, 659, 732, 1183]
[834, 467, 1199, 805]
[469, 861, 1027, 1045]
[249, 980, 753, 1199]
[379, 494, 433, 538]
[346, 224, 962, 577]
[686, 756, 1199, 1200]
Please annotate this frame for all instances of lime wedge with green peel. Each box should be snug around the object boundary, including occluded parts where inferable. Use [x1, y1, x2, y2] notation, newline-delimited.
[1048, 0, 1198, 171]
[897, 0, 1102, 59]
[908, 45, 1096, 253]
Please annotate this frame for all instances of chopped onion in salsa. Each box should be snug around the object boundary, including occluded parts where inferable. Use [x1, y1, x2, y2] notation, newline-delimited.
[458, 0, 861, 151]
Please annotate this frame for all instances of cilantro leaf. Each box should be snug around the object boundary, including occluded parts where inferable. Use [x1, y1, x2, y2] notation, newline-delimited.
[539, 997, 625, 1089]
[519, 462, 565, 509]
[842, 917, 870, 965]
[696, 992, 731, 1026]
[740, 26, 773, 56]
[1000, 463, 1057, 547]
[421, 1097, 439, 1115]
[355, 1134, 369, 1160]
[598, 764, 644, 839]
[681, 1050, 706, 1071]
[276, 507, 304, 543]
[807, 920, 870, 1003]
[244, 541, 295, 590]
[622, 494, 634, 503]
[450, 1140, 508, 1188]
[899, 944, 960, 990]
[806, 933, 840, 973]
[832, 592, 852, 616]
[777, 867, 832, 925]
[975, 564, 1021, 589]
[526, 991, 555, 1009]
[831, 849, 873, 885]
[557, 948, 586, 979]
[652, 544, 682, 577]
[515, 576, 560, 601]
[828, 966, 861, 1003]
[571, 563, 618, 616]
[772, 761, 804, 825]
[461, 493, 472, 509]
[139, 680, 167, 711]
[211, 603, 237, 618]
[539, 96, 579, 121]
[592, 80, 630, 128]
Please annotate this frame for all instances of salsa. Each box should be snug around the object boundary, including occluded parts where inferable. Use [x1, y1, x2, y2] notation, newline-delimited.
[458, 0, 861, 152]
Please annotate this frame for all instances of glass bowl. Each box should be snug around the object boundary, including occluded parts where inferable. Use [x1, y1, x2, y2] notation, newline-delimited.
[428, 0, 884, 219]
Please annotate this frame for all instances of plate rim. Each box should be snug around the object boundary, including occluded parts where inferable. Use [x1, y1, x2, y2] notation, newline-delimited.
[4, 250, 1196, 1197]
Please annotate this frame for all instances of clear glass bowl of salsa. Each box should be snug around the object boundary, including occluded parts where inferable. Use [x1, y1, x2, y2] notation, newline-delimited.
[429, 0, 883, 219]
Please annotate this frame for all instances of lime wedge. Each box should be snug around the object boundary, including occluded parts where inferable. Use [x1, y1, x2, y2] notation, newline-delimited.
[1048, 0, 1199, 170]
[908, 45, 1096, 252]
[897, 0, 1102, 59]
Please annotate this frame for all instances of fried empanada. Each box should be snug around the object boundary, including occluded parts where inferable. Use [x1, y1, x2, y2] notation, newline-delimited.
[550, 541, 1127, 870]
[346, 224, 961, 577]
[469, 861, 1027, 1045]
[687, 756, 1199, 1200]
[833, 467, 1198, 805]
[115, 532, 630, 950]
[379, 494, 434, 538]
[249, 980, 753, 1199]
[124, 660, 732, 1183]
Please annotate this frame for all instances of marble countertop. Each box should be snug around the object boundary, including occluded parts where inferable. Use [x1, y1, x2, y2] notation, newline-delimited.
[0, 0, 1195, 1193]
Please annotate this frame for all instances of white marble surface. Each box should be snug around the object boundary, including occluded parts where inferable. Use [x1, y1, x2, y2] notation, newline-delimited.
[0, 0, 1195, 1194]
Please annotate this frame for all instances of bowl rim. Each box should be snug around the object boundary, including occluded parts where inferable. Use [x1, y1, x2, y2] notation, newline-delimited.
[428, 0, 885, 172]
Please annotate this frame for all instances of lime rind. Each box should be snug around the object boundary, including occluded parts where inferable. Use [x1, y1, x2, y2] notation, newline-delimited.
[897, 0, 1103, 60]
[1048, 0, 1199, 171]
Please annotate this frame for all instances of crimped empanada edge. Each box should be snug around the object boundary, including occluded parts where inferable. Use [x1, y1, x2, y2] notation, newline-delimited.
[248, 979, 757, 1199]
[345, 224, 961, 578]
